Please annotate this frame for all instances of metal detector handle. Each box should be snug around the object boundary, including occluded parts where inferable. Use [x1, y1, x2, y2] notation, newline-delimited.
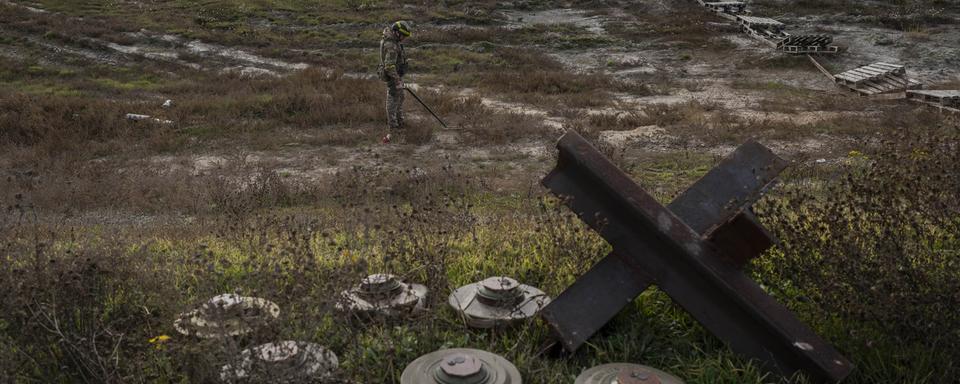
[404, 87, 448, 129]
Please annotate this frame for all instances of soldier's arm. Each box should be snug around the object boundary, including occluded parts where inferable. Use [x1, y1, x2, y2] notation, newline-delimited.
[382, 42, 401, 80]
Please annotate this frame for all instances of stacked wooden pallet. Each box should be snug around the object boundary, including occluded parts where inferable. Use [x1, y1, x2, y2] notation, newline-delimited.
[777, 35, 838, 54]
[690, 0, 956, 113]
[834, 63, 922, 95]
[695, 1, 839, 54]
[906, 90, 960, 112]
[736, 15, 785, 30]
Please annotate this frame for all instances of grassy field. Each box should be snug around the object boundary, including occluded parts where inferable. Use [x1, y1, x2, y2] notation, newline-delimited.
[1, 0, 959, 383]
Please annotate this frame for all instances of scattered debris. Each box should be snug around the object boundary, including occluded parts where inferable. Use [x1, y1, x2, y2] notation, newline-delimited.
[448, 276, 550, 328]
[336, 273, 428, 316]
[401, 348, 521, 384]
[220, 341, 338, 382]
[125, 113, 174, 125]
[576, 363, 685, 384]
[538, 131, 852, 382]
[173, 294, 280, 338]
[834, 62, 922, 96]
[162, 99, 173, 108]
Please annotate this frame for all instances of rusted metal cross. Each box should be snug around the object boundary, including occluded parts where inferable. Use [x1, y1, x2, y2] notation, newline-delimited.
[540, 131, 852, 383]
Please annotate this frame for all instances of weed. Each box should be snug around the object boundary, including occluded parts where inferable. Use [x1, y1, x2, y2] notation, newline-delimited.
[756, 122, 960, 382]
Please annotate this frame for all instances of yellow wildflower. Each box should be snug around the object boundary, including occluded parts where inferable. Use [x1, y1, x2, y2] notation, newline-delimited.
[149, 335, 171, 349]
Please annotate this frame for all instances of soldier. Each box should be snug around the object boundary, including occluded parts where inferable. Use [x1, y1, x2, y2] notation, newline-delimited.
[378, 20, 412, 143]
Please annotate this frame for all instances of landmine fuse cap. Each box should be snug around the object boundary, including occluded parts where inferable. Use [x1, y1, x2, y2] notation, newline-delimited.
[575, 363, 684, 384]
[220, 340, 339, 382]
[401, 348, 522, 384]
[173, 293, 280, 338]
[337, 273, 428, 315]
[448, 276, 550, 328]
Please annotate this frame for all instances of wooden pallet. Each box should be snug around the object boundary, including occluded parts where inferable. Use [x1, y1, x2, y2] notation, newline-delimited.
[781, 45, 839, 54]
[702, 1, 748, 14]
[776, 34, 838, 54]
[736, 15, 785, 30]
[906, 90, 960, 111]
[834, 63, 922, 95]
[807, 55, 834, 80]
[736, 15, 787, 44]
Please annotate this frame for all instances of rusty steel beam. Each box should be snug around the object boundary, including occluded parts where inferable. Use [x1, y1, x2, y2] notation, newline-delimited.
[539, 250, 654, 353]
[541, 131, 852, 382]
[665, 139, 787, 237]
[540, 138, 787, 353]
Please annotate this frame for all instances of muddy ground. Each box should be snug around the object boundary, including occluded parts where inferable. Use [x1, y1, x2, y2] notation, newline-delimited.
[1, 0, 959, 215]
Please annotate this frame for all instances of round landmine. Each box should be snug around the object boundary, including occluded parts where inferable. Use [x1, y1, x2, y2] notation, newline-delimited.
[173, 294, 280, 338]
[448, 276, 550, 328]
[575, 363, 684, 384]
[336, 273, 428, 315]
[220, 340, 338, 382]
[401, 348, 521, 384]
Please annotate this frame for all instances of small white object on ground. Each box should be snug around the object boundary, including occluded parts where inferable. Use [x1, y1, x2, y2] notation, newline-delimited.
[125, 113, 151, 121]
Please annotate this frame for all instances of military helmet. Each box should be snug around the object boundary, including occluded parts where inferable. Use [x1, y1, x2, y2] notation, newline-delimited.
[393, 20, 413, 37]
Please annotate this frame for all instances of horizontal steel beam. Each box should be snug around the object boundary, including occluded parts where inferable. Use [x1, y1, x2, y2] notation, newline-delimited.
[542, 131, 852, 382]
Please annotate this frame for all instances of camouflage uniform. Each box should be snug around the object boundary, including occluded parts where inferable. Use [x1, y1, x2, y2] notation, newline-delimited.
[380, 26, 408, 130]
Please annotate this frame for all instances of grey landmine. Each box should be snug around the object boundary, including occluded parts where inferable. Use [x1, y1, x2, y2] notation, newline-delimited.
[401, 348, 521, 384]
[220, 341, 338, 382]
[575, 363, 685, 384]
[448, 276, 550, 329]
[336, 273, 428, 316]
[173, 294, 280, 338]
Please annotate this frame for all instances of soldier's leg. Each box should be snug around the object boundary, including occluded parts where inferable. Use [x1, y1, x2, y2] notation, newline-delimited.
[396, 82, 405, 128]
[386, 80, 401, 129]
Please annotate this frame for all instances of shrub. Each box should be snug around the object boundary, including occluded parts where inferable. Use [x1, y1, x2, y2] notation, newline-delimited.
[757, 122, 960, 380]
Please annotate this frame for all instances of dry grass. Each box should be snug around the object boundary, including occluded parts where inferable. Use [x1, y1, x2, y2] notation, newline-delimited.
[607, 1, 737, 51]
